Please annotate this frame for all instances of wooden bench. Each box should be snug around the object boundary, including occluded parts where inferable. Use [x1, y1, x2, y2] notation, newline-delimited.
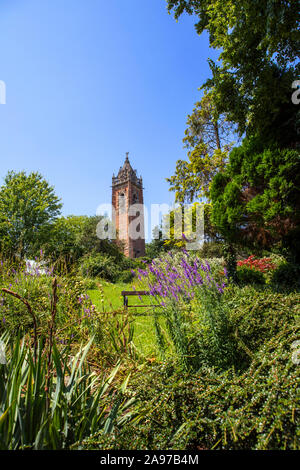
[121, 290, 161, 309]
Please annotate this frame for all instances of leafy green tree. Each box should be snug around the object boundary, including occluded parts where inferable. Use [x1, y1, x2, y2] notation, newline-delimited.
[167, 0, 300, 144]
[0, 171, 62, 258]
[167, 0, 299, 67]
[79, 215, 123, 260]
[162, 202, 218, 250]
[210, 137, 300, 262]
[166, 1, 300, 272]
[42, 215, 124, 269]
[167, 92, 235, 202]
[146, 226, 167, 259]
[41, 215, 87, 267]
[182, 91, 234, 153]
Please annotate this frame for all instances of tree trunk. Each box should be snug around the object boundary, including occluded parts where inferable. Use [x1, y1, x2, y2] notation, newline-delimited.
[214, 122, 221, 150]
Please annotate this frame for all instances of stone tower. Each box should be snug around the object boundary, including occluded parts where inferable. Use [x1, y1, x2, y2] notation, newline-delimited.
[112, 153, 146, 258]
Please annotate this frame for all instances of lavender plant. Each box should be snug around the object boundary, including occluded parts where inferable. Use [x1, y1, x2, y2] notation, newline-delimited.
[132, 251, 236, 370]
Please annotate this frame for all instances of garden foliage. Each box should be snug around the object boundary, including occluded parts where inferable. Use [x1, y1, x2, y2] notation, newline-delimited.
[0, 250, 299, 450]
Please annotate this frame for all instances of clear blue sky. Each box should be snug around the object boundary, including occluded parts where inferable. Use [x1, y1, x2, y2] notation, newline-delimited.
[0, 0, 218, 220]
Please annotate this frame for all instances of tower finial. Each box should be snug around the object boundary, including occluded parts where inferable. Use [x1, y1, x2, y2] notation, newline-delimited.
[126, 152, 129, 161]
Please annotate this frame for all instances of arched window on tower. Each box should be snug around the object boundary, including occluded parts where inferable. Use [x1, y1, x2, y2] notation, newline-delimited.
[132, 193, 139, 204]
[119, 192, 126, 214]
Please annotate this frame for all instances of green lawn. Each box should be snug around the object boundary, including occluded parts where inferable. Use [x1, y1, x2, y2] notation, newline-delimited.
[88, 281, 166, 358]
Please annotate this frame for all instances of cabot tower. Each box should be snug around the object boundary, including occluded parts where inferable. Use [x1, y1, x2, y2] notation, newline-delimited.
[112, 153, 146, 258]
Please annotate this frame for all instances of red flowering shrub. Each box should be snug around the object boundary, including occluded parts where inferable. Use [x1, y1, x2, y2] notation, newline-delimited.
[237, 255, 276, 273]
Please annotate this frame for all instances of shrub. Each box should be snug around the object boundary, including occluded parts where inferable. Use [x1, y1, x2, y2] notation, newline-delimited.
[117, 269, 134, 284]
[224, 286, 300, 369]
[237, 255, 276, 273]
[0, 267, 90, 338]
[190, 285, 238, 371]
[237, 266, 265, 286]
[82, 326, 300, 450]
[80, 254, 121, 282]
[0, 271, 52, 336]
[198, 242, 224, 258]
[81, 277, 99, 290]
[79, 253, 145, 283]
[270, 262, 300, 290]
